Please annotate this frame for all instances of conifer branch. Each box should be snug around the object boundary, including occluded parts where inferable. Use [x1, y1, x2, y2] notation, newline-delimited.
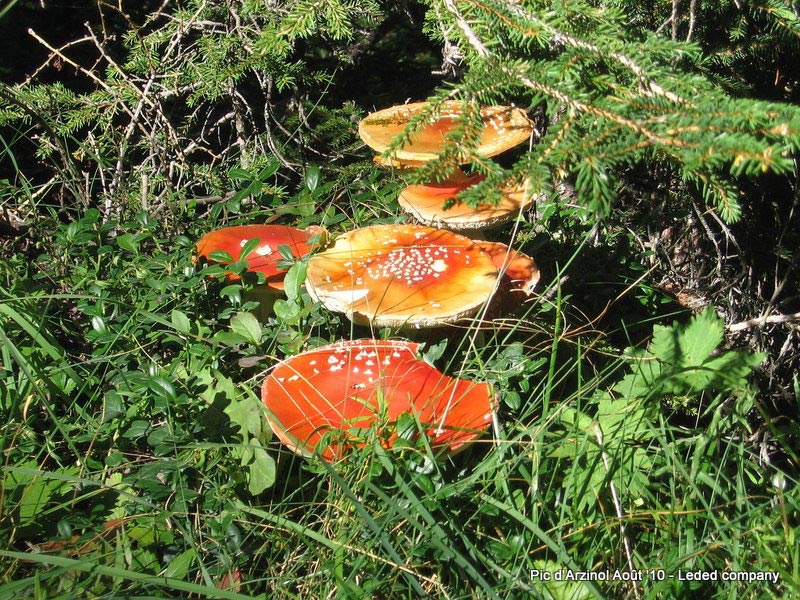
[443, 0, 490, 58]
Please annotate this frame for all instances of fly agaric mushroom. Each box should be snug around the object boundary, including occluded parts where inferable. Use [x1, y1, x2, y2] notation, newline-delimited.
[195, 224, 325, 289]
[358, 101, 532, 164]
[261, 339, 496, 459]
[305, 224, 538, 327]
[399, 169, 537, 232]
[305, 224, 498, 328]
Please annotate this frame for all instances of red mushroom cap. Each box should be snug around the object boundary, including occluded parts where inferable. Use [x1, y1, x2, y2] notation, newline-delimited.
[261, 339, 496, 459]
[305, 224, 500, 328]
[477, 241, 540, 296]
[195, 224, 324, 290]
[476, 241, 540, 317]
[399, 170, 537, 231]
[358, 101, 533, 163]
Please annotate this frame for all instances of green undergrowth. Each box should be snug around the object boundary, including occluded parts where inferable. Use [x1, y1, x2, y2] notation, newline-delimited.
[2, 1, 800, 594]
[1, 167, 797, 598]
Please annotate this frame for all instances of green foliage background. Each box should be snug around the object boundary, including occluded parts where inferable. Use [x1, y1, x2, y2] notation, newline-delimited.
[1, 0, 799, 597]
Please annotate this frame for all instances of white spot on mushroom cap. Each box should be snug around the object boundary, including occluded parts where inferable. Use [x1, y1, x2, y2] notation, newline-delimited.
[322, 289, 370, 305]
[255, 244, 274, 256]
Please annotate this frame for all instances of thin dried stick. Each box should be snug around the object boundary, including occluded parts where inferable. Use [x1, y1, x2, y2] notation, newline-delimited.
[728, 312, 800, 332]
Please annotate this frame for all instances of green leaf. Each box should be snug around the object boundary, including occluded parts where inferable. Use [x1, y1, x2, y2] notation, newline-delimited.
[558, 407, 594, 431]
[225, 390, 266, 438]
[304, 164, 320, 192]
[277, 243, 294, 261]
[246, 441, 277, 495]
[116, 233, 139, 254]
[147, 376, 176, 400]
[209, 249, 235, 263]
[228, 167, 252, 181]
[18, 478, 57, 522]
[122, 419, 152, 439]
[214, 331, 248, 346]
[678, 309, 724, 366]
[164, 548, 196, 580]
[170, 309, 191, 334]
[230, 312, 262, 345]
[273, 299, 300, 323]
[283, 262, 307, 301]
[238, 236, 262, 262]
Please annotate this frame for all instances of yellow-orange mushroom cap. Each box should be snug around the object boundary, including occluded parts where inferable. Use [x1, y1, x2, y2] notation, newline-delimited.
[261, 339, 496, 459]
[305, 224, 500, 328]
[358, 101, 533, 163]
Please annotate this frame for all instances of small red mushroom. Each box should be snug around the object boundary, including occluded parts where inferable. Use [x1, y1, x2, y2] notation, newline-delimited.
[195, 224, 325, 289]
[261, 339, 496, 459]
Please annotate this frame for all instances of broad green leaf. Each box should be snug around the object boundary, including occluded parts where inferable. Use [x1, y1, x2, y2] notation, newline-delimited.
[130, 548, 159, 574]
[170, 309, 191, 334]
[283, 262, 307, 301]
[230, 312, 262, 345]
[147, 376, 176, 399]
[164, 548, 197, 580]
[228, 167, 252, 181]
[304, 164, 320, 192]
[209, 249, 235, 263]
[18, 478, 57, 522]
[273, 299, 300, 323]
[213, 332, 247, 347]
[238, 237, 261, 262]
[677, 307, 724, 366]
[225, 390, 266, 438]
[200, 370, 240, 406]
[116, 233, 139, 253]
[247, 441, 276, 495]
[558, 407, 594, 431]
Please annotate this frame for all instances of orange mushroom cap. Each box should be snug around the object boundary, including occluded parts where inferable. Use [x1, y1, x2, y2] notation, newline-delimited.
[399, 169, 538, 231]
[195, 224, 324, 290]
[261, 339, 496, 459]
[358, 101, 533, 163]
[477, 241, 540, 317]
[477, 241, 540, 296]
[305, 224, 500, 328]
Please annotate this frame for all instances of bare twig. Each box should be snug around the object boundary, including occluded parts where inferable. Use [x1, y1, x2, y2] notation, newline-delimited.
[728, 312, 800, 332]
[686, 0, 698, 42]
[671, 0, 680, 40]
